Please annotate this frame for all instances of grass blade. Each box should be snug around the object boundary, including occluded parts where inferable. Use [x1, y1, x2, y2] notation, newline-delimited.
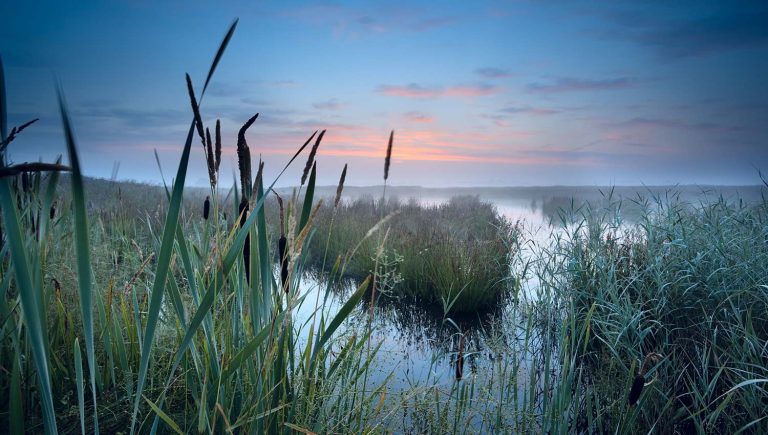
[74, 338, 86, 435]
[0, 180, 57, 434]
[57, 85, 100, 435]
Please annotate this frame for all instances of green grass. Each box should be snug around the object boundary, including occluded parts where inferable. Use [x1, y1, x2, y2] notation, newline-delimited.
[303, 195, 521, 314]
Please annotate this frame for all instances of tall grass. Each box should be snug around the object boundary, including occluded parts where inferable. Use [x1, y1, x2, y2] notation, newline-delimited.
[0, 22, 386, 434]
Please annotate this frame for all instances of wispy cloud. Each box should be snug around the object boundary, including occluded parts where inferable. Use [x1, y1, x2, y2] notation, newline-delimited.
[284, 5, 456, 37]
[501, 105, 560, 115]
[404, 111, 434, 123]
[377, 83, 503, 98]
[312, 98, 345, 110]
[475, 67, 514, 79]
[610, 117, 742, 133]
[526, 77, 639, 93]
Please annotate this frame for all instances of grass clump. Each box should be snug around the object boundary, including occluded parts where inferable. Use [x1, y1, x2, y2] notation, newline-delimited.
[551, 191, 768, 433]
[306, 195, 520, 314]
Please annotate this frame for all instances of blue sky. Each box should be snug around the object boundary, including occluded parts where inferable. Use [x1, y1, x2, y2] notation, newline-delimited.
[1, 1, 767, 186]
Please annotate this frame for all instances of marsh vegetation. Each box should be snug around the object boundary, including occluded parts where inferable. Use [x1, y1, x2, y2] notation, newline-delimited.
[1, 22, 767, 434]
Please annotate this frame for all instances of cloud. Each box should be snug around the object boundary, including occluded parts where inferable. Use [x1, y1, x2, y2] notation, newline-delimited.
[377, 83, 503, 98]
[525, 77, 639, 93]
[284, 5, 456, 37]
[500, 105, 560, 116]
[597, 5, 768, 60]
[475, 67, 514, 79]
[312, 98, 344, 110]
[404, 111, 434, 123]
[611, 117, 742, 132]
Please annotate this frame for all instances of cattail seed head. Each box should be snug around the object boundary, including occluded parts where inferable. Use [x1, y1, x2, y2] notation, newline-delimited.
[334, 164, 347, 208]
[628, 353, 662, 406]
[302, 129, 325, 185]
[237, 114, 259, 199]
[214, 119, 222, 174]
[279, 235, 289, 293]
[203, 195, 210, 220]
[50, 203, 56, 220]
[52, 278, 61, 297]
[628, 374, 645, 406]
[205, 127, 216, 187]
[239, 197, 251, 283]
[384, 130, 393, 181]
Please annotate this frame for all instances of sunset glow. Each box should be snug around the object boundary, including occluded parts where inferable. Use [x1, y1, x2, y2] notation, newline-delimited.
[1, 1, 766, 186]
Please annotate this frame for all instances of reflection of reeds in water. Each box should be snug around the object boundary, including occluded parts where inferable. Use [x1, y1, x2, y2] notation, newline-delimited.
[455, 332, 466, 380]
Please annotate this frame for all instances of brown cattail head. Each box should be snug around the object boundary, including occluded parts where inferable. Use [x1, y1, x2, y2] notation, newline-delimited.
[384, 130, 393, 181]
[272, 189, 285, 236]
[628, 353, 663, 406]
[301, 129, 326, 186]
[205, 127, 215, 187]
[239, 197, 251, 283]
[279, 235, 289, 293]
[214, 119, 222, 174]
[628, 374, 645, 406]
[334, 164, 347, 208]
[49, 203, 56, 220]
[237, 114, 259, 200]
[185, 73, 206, 147]
[203, 195, 210, 220]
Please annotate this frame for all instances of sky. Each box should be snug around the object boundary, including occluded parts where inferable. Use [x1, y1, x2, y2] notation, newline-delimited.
[1, 0, 767, 187]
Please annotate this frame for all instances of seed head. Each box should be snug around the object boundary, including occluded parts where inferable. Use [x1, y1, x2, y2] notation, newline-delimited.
[384, 130, 394, 181]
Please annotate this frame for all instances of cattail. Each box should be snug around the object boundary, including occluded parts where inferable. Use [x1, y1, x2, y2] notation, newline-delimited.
[203, 195, 210, 220]
[214, 119, 222, 174]
[205, 127, 216, 187]
[273, 191, 289, 293]
[628, 353, 662, 406]
[455, 333, 466, 380]
[279, 235, 288, 293]
[301, 129, 325, 186]
[237, 114, 259, 200]
[185, 73, 206, 147]
[334, 164, 347, 208]
[384, 130, 394, 181]
[239, 198, 250, 283]
[52, 278, 61, 298]
[49, 203, 56, 220]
